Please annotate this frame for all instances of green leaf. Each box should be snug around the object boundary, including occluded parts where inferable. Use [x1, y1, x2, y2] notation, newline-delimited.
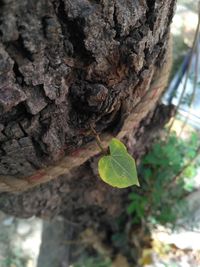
[98, 138, 139, 188]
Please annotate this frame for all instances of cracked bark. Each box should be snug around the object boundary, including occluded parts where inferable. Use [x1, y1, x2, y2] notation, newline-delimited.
[0, 0, 176, 222]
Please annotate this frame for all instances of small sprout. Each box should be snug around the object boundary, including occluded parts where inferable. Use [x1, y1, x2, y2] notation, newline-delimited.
[98, 138, 139, 188]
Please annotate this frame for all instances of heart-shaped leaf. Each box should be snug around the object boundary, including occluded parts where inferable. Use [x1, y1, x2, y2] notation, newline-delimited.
[98, 138, 139, 188]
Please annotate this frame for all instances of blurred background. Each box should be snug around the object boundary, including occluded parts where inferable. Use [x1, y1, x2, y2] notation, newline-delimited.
[0, 1, 200, 267]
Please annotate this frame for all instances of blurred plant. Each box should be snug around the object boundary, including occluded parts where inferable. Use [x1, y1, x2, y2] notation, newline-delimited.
[127, 132, 200, 227]
[162, 264, 178, 267]
[0, 247, 28, 267]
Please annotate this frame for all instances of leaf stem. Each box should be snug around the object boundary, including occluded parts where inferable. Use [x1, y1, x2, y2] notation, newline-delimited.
[90, 126, 108, 155]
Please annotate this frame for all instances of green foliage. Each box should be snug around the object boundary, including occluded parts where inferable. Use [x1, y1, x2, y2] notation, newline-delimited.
[127, 132, 199, 226]
[0, 248, 28, 267]
[98, 138, 139, 188]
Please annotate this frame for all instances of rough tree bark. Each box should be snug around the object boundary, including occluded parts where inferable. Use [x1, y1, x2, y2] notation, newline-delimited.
[0, 0, 175, 222]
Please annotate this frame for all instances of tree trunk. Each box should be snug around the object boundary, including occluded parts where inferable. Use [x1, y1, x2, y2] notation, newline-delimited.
[0, 0, 175, 221]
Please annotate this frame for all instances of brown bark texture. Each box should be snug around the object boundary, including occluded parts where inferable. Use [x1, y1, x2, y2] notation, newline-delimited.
[0, 0, 175, 220]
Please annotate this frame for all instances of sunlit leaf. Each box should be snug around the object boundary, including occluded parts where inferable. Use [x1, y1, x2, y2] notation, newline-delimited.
[98, 138, 139, 188]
